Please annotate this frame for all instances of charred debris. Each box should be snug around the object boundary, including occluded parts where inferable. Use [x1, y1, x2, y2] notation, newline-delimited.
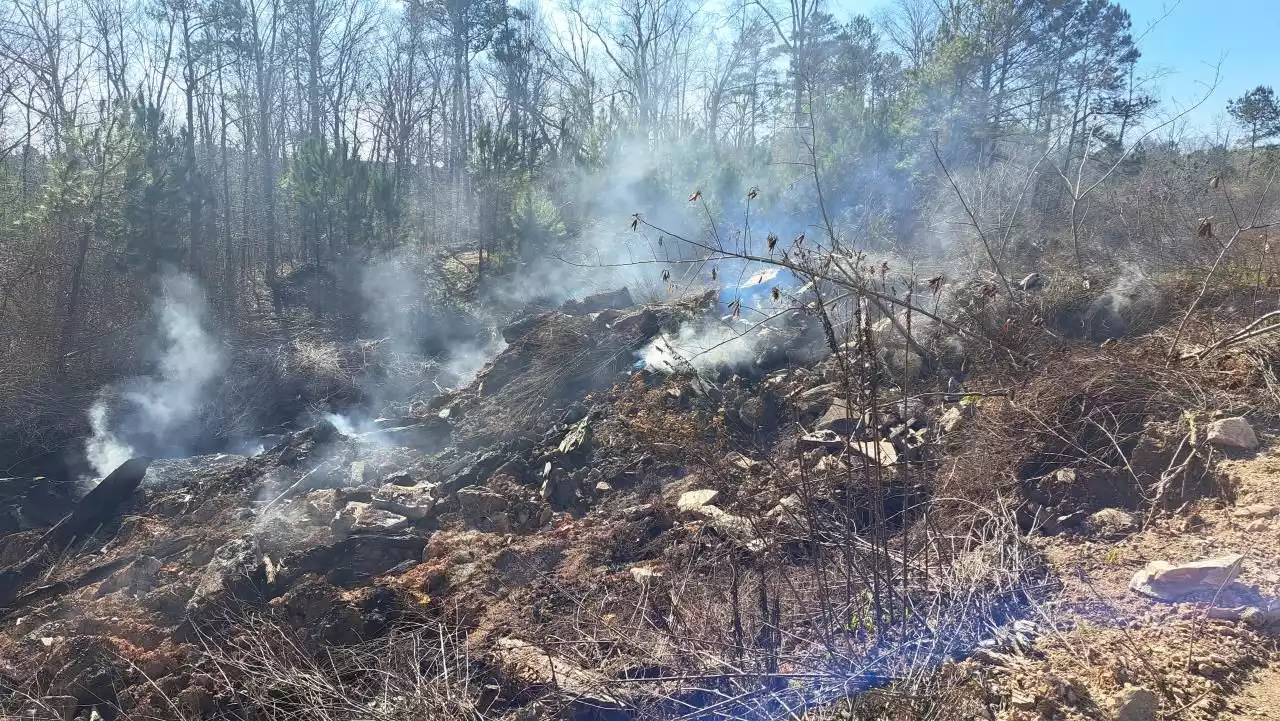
[0, 272, 1277, 721]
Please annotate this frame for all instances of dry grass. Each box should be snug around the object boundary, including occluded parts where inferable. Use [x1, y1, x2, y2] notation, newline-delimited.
[200, 615, 490, 721]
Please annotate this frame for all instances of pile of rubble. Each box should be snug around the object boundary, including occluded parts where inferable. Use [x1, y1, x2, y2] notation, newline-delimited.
[0, 284, 1277, 721]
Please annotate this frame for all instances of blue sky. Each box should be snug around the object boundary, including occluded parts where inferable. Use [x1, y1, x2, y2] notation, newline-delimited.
[832, 0, 1280, 137]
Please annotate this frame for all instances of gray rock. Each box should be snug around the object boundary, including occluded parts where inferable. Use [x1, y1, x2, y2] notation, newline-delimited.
[1206, 416, 1259, 451]
[940, 406, 965, 433]
[1018, 273, 1047, 292]
[457, 486, 509, 519]
[187, 538, 266, 616]
[371, 483, 437, 520]
[539, 470, 577, 508]
[688, 504, 765, 553]
[334, 502, 409, 533]
[1086, 508, 1136, 538]
[815, 399, 859, 435]
[383, 471, 417, 487]
[349, 461, 372, 486]
[1130, 554, 1244, 602]
[677, 489, 718, 513]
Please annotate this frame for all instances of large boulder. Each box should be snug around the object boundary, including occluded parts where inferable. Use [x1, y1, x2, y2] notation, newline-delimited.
[1130, 554, 1244, 602]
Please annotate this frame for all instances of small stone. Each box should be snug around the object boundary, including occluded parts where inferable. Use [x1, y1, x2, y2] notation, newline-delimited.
[1206, 417, 1259, 451]
[1241, 606, 1267, 628]
[725, 452, 761, 472]
[349, 461, 372, 486]
[595, 481, 612, 492]
[1087, 508, 1136, 537]
[1110, 687, 1158, 721]
[1245, 519, 1270, 533]
[940, 406, 965, 433]
[677, 489, 719, 512]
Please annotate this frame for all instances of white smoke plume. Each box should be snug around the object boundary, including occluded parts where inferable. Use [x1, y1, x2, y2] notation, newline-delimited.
[85, 271, 225, 478]
[638, 321, 764, 374]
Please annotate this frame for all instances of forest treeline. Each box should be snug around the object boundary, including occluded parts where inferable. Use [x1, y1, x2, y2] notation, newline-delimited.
[1, 0, 1277, 458]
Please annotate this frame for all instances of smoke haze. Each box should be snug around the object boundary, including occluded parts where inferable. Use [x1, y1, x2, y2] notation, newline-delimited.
[85, 271, 225, 478]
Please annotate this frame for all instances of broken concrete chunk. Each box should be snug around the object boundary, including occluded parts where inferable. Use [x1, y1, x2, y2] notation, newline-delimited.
[849, 440, 897, 466]
[1206, 417, 1259, 451]
[816, 399, 859, 435]
[1130, 554, 1244, 602]
[677, 489, 718, 513]
[334, 502, 409, 534]
[371, 483, 437, 520]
